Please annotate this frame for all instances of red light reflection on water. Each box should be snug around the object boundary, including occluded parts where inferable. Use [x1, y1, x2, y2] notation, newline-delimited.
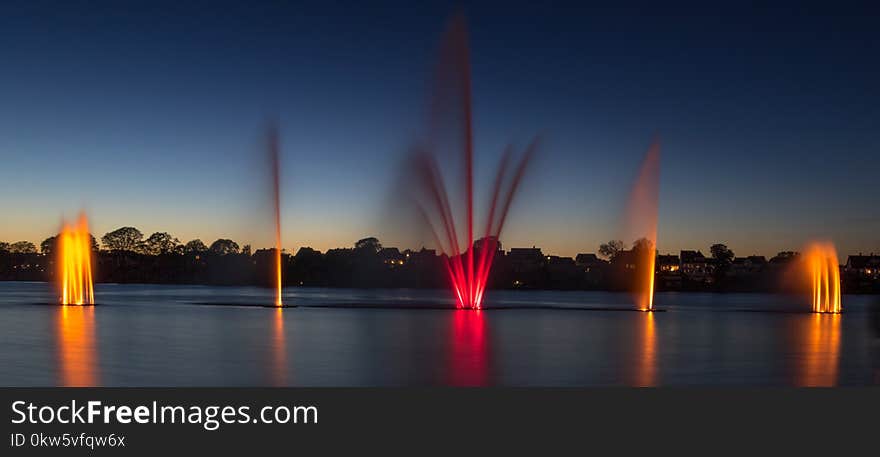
[448, 310, 488, 386]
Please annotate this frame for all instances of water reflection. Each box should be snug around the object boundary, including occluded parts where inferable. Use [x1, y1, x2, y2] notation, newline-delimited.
[270, 307, 288, 386]
[632, 312, 657, 386]
[448, 310, 488, 386]
[56, 306, 98, 386]
[796, 313, 841, 387]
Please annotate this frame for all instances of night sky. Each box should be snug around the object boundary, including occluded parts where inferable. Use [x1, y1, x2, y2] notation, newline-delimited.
[1, 1, 878, 257]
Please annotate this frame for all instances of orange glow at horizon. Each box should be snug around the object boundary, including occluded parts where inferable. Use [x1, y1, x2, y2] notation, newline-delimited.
[59, 213, 95, 305]
[625, 141, 661, 311]
[57, 305, 98, 386]
[803, 242, 841, 313]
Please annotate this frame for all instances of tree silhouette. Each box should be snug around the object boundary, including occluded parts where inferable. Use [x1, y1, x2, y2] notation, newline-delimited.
[209, 239, 240, 255]
[355, 237, 382, 253]
[710, 243, 735, 283]
[0, 242, 9, 253]
[40, 236, 57, 256]
[599, 240, 624, 260]
[9, 241, 37, 254]
[143, 232, 181, 255]
[184, 239, 208, 254]
[774, 251, 798, 260]
[711, 244, 734, 263]
[102, 227, 144, 252]
[632, 237, 655, 253]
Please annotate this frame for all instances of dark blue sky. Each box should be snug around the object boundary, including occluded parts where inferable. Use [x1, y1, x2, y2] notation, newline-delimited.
[1, 1, 878, 257]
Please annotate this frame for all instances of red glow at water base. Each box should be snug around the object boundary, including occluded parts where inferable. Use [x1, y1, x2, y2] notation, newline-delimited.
[58, 212, 95, 306]
[268, 123, 284, 307]
[410, 14, 538, 309]
[802, 241, 842, 313]
[624, 140, 661, 311]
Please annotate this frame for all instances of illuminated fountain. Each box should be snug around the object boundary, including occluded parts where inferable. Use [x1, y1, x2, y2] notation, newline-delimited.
[267, 126, 290, 384]
[267, 123, 285, 308]
[803, 242, 842, 313]
[409, 15, 538, 309]
[54, 212, 99, 385]
[58, 212, 95, 306]
[623, 140, 661, 311]
[787, 242, 841, 385]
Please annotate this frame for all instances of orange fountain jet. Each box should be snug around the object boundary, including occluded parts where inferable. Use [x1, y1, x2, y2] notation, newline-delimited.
[803, 242, 842, 314]
[268, 124, 284, 307]
[58, 213, 95, 306]
[624, 140, 661, 311]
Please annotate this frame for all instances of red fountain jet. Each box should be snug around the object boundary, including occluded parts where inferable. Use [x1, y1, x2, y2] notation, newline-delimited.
[409, 15, 538, 309]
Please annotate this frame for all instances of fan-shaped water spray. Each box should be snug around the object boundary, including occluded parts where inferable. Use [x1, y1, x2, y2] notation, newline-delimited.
[408, 15, 538, 309]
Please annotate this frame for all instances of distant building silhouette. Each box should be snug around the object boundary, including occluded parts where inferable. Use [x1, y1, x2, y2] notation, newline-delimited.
[575, 253, 605, 271]
[729, 256, 767, 277]
[473, 236, 502, 254]
[680, 250, 712, 283]
[846, 254, 880, 278]
[844, 254, 880, 292]
[657, 254, 680, 273]
[655, 254, 681, 290]
[378, 247, 405, 266]
[3, 232, 879, 293]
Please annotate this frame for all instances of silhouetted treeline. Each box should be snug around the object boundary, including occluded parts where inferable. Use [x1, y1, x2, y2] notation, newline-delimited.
[1, 233, 879, 293]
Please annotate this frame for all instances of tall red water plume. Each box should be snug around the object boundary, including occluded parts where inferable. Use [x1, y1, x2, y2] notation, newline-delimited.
[624, 140, 661, 311]
[408, 14, 538, 309]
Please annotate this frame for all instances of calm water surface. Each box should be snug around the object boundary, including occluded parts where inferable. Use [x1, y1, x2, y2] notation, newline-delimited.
[1, 282, 878, 386]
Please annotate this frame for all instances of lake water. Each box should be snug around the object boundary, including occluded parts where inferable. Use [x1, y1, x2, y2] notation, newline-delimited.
[1, 282, 878, 386]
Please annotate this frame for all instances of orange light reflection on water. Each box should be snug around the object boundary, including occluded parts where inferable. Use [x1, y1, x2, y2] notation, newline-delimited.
[56, 305, 98, 386]
[797, 313, 841, 387]
[271, 307, 288, 386]
[633, 311, 657, 387]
